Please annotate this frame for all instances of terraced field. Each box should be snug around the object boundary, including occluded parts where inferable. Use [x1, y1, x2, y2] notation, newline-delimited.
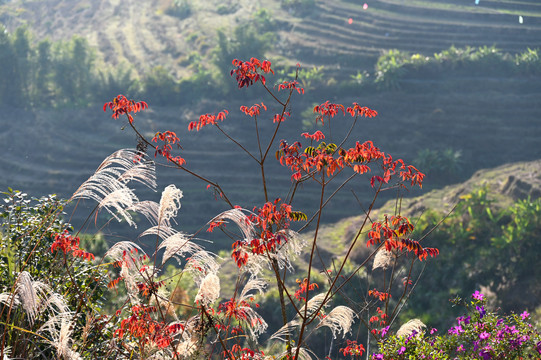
[2, 0, 541, 75]
[285, 0, 541, 70]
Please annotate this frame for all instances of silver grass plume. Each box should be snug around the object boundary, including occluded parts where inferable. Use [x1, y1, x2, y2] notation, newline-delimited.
[175, 337, 198, 358]
[14, 271, 40, 325]
[194, 272, 220, 306]
[302, 293, 329, 318]
[97, 188, 138, 227]
[269, 319, 301, 342]
[94, 149, 156, 189]
[140, 226, 204, 266]
[396, 318, 426, 338]
[270, 293, 329, 341]
[104, 241, 148, 304]
[72, 149, 156, 227]
[158, 232, 202, 265]
[315, 305, 357, 338]
[184, 250, 220, 283]
[127, 200, 162, 227]
[208, 208, 255, 240]
[0, 272, 79, 359]
[1, 347, 10, 360]
[372, 247, 395, 271]
[272, 229, 306, 272]
[38, 313, 82, 360]
[0, 272, 70, 326]
[158, 185, 183, 226]
[239, 277, 267, 302]
[174, 316, 203, 357]
[237, 278, 268, 339]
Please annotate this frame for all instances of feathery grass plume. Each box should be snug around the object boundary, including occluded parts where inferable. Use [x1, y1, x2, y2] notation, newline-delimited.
[158, 184, 183, 225]
[239, 277, 267, 302]
[270, 293, 329, 341]
[1, 347, 10, 360]
[97, 188, 138, 226]
[94, 149, 156, 189]
[396, 318, 426, 338]
[37, 288, 71, 318]
[72, 149, 156, 227]
[38, 313, 82, 360]
[242, 252, 267, 277]
[0, 272, 70, 326]
[273, 229, 306, 272]
[315, 305, 357, 338]
[194, 272, 220, 306]
[302, 293, 329, 318]
[158, 232, 202, 265]
[269, 319, 301, 342]
[175, 337, 198, 358]
[183, 250, 220, 283]
[104, 241, 148, 303]
[235, 277, 268, 339]
[14, 271, 40, 325]
[127, 200, 162, 226]
[209, 208, 255, 240]
[116, 159, 157, 190]
[372, 247, 395, 270]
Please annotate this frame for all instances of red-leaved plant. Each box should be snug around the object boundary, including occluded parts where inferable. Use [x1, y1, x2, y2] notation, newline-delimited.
[0, 57, 438, 359]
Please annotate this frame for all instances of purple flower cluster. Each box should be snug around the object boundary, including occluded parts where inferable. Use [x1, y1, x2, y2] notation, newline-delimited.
[370, 291, 541, 360]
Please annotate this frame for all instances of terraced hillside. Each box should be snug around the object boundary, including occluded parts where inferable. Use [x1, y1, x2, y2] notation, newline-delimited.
[287, 0, 541, 70]
[1, 0, 541, 76]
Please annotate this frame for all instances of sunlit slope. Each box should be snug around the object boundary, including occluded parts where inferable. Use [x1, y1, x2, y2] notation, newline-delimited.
[1, 0, 541, 75]
[286, 0, 541, 68]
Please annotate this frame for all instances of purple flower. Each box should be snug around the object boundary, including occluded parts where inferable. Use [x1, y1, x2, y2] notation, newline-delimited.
[479, 348, 492, 360]
[536, 340, 541, 354]
[398, 346, 406, 355]
[457, 344, 465, 352]
[430, 328, 438, 334]
[373, 354, 384, 360]
[380, 326, 390, 338]
[457, 316, 471, 325]
[472, 290, 485, 301]
[479, 331, 490, 340]
[520, 310, 529, 320]
[448, 325, 464, 335]
[476, 305, 486, 319]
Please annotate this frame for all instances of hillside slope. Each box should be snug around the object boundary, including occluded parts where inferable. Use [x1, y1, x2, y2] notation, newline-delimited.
[1, 0, 541, 76]
[313, 158, 541, 258]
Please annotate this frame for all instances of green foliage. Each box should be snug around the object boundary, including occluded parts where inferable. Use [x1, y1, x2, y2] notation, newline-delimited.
[414, 147, 462, 181]
[142, 66, 180, 105]
[53, 36, 97, 106]
[375, 49, 410, 90]
[405, 187, 541, 330]
[252, 8, 276, 32]
[166, 0, 192, 19]
[98, 64, 139, 101]
[0, 189, 107, 358]
[515, 48, 541, 75]
[280, 0, 316, 16]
